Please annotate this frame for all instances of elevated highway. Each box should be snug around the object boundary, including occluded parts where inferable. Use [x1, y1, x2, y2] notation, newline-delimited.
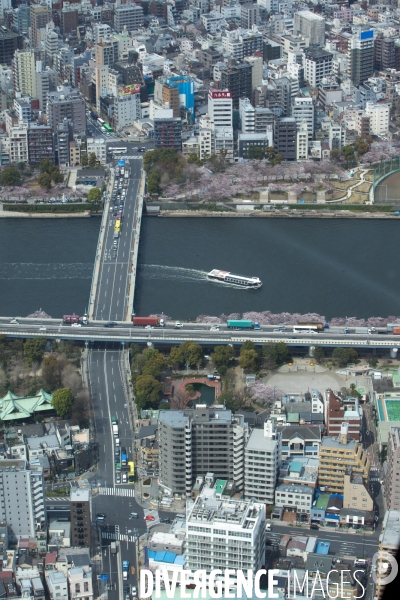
[1, 320, 399, 351]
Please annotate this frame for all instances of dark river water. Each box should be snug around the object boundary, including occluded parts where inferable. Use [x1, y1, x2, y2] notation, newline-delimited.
[1, 217, 400, 320]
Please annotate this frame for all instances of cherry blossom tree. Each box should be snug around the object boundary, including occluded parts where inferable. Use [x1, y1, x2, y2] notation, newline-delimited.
[249, 382, 283, 406]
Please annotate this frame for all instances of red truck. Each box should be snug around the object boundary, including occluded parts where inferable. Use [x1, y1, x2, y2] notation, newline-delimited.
[132, 316, 164, 327]
[63, 314, 80, 324]
[392, 328, 400, 335]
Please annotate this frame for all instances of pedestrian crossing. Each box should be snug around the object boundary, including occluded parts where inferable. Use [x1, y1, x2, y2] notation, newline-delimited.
[101, 532, 137, 543]
[115, 155, 142, 161]
[98, 487, 135, 497]
[46, 497, 70, 502]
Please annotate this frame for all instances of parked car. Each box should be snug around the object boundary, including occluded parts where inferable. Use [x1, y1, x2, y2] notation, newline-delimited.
[96, 513, 106, 521]
[144, 515, 155, 521]
[310, 523, 319, 530]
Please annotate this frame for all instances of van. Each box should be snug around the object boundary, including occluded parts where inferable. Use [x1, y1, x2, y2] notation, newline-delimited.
[355, 559, 367, 567]
[122, 473, 127, 483]
[115, 438, 120, 447]
[266, 523, 271, 532]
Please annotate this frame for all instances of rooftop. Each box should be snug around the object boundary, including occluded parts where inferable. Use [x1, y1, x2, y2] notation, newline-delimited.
[380, 510, 400, 550]
[246, 428, 278, 451]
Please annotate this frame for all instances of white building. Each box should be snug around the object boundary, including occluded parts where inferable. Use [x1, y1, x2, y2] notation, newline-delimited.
[239, 97, 255, 133]
[93, 23, 111, 44]
[328, 122, 346, 151]
[245, 420, 281, 504]
[292, 96, 314, 140]
[114, 91, 141, 130]
[294, 11, 325, 46]
[46, 571, 68, 600]
[365, 101, 390, 136]
[0, 460, 44, 543]
[296, 121, 308, 160]
[311, 389, 324, 413]
[208, 89, 233, 128]
[67, 567, 93, 600]
[185, 495, 266, 585]
[13, 97, 32, 124]
[9, 124, 28, 164]
[201, 11, 225, 34]
[274, 483, 314, 515]
[86, 138, 107, 165]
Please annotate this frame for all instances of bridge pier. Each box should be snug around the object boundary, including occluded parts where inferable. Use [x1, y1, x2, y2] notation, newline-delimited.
[390, 347, 398, 359]
[308, 345, 315, 358]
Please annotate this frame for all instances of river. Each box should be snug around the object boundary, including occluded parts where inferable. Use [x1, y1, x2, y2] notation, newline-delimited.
[1, 217, 400, 320]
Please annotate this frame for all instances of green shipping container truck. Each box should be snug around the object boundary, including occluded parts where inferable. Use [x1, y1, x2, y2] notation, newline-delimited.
[227, 320, 254, 329]
[111, 416, 117, 424]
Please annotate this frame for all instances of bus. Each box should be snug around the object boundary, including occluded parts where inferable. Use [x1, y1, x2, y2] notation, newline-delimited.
[128, 461, 135, 484]
[115, 219, 121, 231]
[97, 118, 105, 125]
[104, 123, 113, 133]
[110, 147, 127, 155]
[292, 325, 320, 334]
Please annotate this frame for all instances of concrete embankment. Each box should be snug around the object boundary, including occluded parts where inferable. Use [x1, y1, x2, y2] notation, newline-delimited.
[158, 210, 398, 219]
[0, 210, 94, 217]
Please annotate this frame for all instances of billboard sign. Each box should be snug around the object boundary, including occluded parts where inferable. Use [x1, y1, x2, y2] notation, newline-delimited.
[208, 89, 232, 99]
[360, 29, 374, 40]
[119, 84, 141, 95]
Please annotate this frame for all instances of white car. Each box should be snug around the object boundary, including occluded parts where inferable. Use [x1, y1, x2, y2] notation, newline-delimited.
[175, 322, 184, 329]
[10, 319, 19, 324]
[210, 325, 219, 331]
[145, 325, 154, 329]
[71, 323, 82, 328]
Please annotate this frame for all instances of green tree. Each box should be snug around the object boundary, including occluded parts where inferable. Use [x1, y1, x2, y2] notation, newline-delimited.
[187, 153, 199, 164]
[42, 355, 63, 391]
[313, 346, 325, 363]
[272, 153, 282, 166]
[51, 387, 74, 417]
[88, 152, 97, 168]
[330, 149, 340, 161]
[51, 168, 64, 184]
[130, 343, 142, 358]
[18, 162, 26, 172]
[239, 349, 259, 371]
[262, 342, 288, 368]
[179, 341, 203, 367]
[147, 171, 161, 195]
[332, 347, 352, 367]
[24, 338, 46, 366]
[39, 159, 54, 173]
[265, 146, 276, 162]
[134, 374, 162, 409]
[211, 345, 235, 367]
[1, 166, 20, 186]
[81, 153, 88, 167]
[87, 187, 102, 202]
[241, 340, 256, 353]
[168, 346, 183, 368]
[38, 172, 52, 190]
[248, 146, 265, 160]
[354, 139, 369, 156]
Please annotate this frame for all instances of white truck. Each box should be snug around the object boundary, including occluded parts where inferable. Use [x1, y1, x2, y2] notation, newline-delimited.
[122, 561, 129, 580]
[112, 424, 119, 437]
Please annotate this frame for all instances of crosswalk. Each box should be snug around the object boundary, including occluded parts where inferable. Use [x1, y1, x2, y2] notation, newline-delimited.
[115, 155, 142, 161]
[101, 531, 137, 543]
[98, 487, 135, 497]
[46, 497, 70, 502]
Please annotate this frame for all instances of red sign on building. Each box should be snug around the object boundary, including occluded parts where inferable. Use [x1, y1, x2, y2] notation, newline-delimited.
[208, 90, 232, 99]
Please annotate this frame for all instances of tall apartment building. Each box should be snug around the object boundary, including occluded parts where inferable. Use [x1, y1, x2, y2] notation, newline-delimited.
[297, 121, 308, 160]
[13, 50, 36, 97]
[365, 101, 390, 136]
[375, 510, 400, 600]
[0, 460, 44, 543]
[154, 118, 182, 152]
[185, 495, 265, 583]
[158, 407, 248, 496]
[294, 11, 325, 46]
[114, 91, 141, 130]
[114, 4, 144, 33]
[30, 2, 51, 47]
[13, 4, 30, 35]
[0, 29, 23, 66]
[93, 23, 111, 44]
[318, 423, 370, 493]
[245, 419, 281, 504]
[220, 62, 252, 109]
[292, 96, 314, 139]
[60, 7, 78, 35]
[208, 89, 233, 127]
[343, 467, 373, 512]
[36, 63, 57, 111]
[46, 86, 86, 134]
[239, 97, 255, 132]
[325, 389, 361, 440]
[244, 55, 263, 92]
[241, 2, 259, 28]
[384, 427, 400, 510]
[162, 83, 180, 118]
[274, 117, 297, 161]
[374, 33, 395, 71]
[57, 119, 73, 167]
[27, 124, 53, 164]
[70, 488, 91, 548]
[303, 47, 333, 88]
[349, 30, 374, 85]
[95, 40, 119, 68]
[9, 124, 28, 163]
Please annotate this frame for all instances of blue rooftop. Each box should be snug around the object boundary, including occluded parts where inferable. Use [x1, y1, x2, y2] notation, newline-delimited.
[148, 550, 184, 565]
[290, 461, 303, 473]
[315, 541, 330, 555]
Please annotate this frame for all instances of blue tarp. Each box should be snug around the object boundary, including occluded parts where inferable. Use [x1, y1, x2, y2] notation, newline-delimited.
[315, 541, 330, 555]
[148, 550, 185, 565]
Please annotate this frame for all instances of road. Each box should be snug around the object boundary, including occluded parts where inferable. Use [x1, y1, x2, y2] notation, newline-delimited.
[89, 348, 146, 600]
[267, 524, 379, 558]
[93, 156, 142, 322]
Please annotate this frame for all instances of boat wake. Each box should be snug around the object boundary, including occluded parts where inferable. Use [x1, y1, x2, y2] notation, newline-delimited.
[139, 265, 254, 289]
[0, 263, 93, 280]
[139, 264, 209, 282]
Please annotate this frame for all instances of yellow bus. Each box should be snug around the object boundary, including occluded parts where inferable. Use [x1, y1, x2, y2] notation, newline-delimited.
[128, 461, 135, 484]
[115, 219, 121, 230]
